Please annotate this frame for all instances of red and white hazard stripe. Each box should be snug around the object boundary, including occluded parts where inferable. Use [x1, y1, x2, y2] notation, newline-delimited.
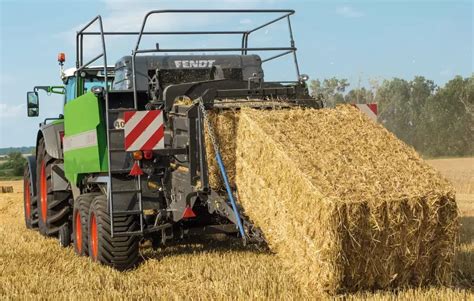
[351, 103, 378, 121]
[124, 110, 165, 152]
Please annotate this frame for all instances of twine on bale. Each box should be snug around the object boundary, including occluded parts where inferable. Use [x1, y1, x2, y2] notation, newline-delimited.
[204, 105, 459, 294]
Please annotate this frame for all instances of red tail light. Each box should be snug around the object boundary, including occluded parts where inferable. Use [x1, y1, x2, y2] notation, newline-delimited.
[59, 131, 64, 144]
[143, 150, 153, 160]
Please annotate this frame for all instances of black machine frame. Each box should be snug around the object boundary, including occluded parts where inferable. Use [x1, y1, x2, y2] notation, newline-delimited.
[72, 10, 313, 239]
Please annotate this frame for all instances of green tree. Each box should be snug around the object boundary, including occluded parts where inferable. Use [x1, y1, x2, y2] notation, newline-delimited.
[310, 77, 349, 107]
[376, 78, 412, 144]
[2, 152, 26, 176]
[375, 76, 436, 149]
[344, 87, 374, 104]
[419, 75, 473, 156]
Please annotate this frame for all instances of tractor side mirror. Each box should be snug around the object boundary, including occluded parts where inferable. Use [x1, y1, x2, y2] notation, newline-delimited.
[27, 91, 39, 117]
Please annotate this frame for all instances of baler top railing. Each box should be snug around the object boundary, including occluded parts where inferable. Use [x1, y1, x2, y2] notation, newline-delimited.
[133, 9, 295, 51]
[76, 10, 300, 93]
[75, 15, 109, 95]
[129, 9, 300, 106]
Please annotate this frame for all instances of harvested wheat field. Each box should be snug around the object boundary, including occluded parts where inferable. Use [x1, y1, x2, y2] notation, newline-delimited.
[206, 105, 459, 293]
[0, 174, 472, 299]
[427, 157, 474, 195]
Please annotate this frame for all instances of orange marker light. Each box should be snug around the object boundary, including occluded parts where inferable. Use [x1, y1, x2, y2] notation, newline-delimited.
[58, 52, 66, 63]
[132, 151, 143, 160]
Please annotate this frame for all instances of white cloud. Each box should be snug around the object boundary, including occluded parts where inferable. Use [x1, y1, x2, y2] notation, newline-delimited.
[336, 6, 364, 18]
[0, 103, 25, 118]
[55, 0, 240, 59]
[53, 0, 294, 63]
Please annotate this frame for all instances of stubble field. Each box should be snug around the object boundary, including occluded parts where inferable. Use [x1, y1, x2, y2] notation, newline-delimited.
[0, 158, 472, 300]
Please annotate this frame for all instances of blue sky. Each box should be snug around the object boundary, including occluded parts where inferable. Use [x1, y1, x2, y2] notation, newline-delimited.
[0, 0, 472, 147]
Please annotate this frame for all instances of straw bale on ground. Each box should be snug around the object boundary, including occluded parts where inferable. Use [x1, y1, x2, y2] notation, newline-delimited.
[205, 105, 459, 293]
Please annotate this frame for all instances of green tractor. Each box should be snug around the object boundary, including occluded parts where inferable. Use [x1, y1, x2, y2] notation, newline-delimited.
[23, 9, 320, 270]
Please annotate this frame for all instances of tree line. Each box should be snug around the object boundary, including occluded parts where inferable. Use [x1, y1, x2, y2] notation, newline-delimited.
[310, 75, 473, 157]
[0, 147, 34, 156]
[0, 152, 26, 178]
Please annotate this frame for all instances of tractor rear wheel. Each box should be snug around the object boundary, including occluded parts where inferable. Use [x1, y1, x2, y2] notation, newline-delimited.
[88, 195, 140, 270]
[36, 137, 71, 236]
[23, 165, 38, 229]
[73, 193, 99, 256]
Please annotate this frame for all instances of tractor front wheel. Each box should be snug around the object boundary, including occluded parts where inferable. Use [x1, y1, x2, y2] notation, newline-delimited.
[88, 195, 140, 270]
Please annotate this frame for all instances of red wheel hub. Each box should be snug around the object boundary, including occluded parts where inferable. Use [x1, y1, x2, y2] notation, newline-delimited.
[75, 211, 82, 253]
[40, 161, 47, 223]
[90, 213, 98, 260]
[24, 178, 31, 218]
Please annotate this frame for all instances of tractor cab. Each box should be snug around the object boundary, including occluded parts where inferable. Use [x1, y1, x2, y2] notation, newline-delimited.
[26, 57, 114, 117]
[62, 66, 114, 103]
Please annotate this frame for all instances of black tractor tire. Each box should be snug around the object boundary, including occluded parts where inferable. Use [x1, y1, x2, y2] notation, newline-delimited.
[23, 164, 38, 229]
[88, 195, 140, 270]
[73, 193, 99, 256]
[36, 137, 71, 236]
[58, 223, 71, 247]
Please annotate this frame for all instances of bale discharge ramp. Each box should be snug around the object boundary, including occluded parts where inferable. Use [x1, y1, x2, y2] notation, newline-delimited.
[205, 105, 458, 293]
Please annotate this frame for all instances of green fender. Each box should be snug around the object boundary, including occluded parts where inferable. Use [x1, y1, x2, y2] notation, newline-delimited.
[63, 92, 108, 185]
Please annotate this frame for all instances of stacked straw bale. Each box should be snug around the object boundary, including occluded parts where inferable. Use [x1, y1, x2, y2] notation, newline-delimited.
[205, 105, 459, 293]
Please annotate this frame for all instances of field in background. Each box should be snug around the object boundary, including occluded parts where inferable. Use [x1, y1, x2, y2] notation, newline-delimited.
[427, 157, 474, 194]
[0, 158, 472, 299]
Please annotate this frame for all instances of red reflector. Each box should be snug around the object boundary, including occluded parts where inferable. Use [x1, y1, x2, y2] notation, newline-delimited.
[59, 131, 64, 143]
[182, 206, 196, 219]
[129, 161, 143, 176]
[143, 150, 153, 160]
[368, 103, 378, 115]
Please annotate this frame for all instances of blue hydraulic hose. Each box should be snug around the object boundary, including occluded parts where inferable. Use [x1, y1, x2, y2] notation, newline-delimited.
[215, 152, 246, 240]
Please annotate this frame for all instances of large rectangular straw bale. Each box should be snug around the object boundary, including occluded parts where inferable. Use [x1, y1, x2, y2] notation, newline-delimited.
[205, 105, 458, 293]
[205, 110, 240, 190]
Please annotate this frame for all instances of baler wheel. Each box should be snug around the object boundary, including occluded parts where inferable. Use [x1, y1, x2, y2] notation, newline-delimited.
[36, 137, 71, 236]
[23, 165, 38, 229]
[58, 223, 71, 247]
[88, 195, 140, 270]
[73, 193, 98, 256]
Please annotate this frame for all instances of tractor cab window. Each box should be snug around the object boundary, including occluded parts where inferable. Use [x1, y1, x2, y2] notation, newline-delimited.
[65, 77, 77, 103]
[84, 77, 110, 93]
[64, 76, 112, 103]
